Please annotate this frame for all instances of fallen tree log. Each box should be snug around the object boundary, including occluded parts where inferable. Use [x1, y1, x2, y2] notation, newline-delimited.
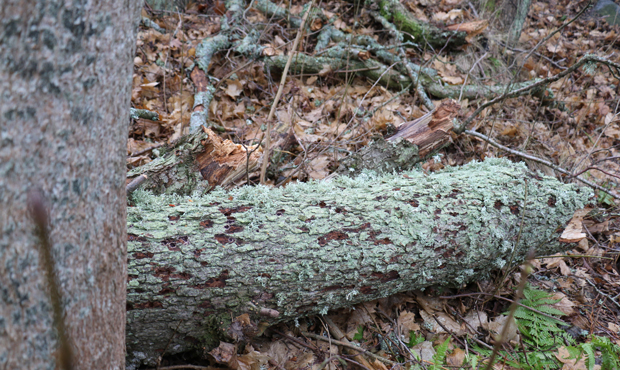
[125, 158, 591, 367]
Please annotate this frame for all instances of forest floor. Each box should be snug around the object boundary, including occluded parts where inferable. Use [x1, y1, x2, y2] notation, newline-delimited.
[128, 0, 620, 368]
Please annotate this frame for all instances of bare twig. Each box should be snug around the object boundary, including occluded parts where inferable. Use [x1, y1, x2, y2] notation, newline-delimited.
[484, 252, 535, 370]
[259, 0, 315, 184]
[126, 174, 148, 194]
[586, 279, 620, 310]
[464, 129, 620, 200]
[439, 292, 568, 324]
[302, 332, 397, 366]
[456, 54, 620, 134]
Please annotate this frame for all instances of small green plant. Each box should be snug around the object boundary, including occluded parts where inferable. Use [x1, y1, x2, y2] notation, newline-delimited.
[407, 337, 451, 370]
[407, 331, 425, 347]
[429, 337, 451, 370]
[514, 285, 575, 350]
[474, 285, 572, 369]
[352, 326, 364, 341]
[597, 188, 615, 207]
[564, 335, 620, 370]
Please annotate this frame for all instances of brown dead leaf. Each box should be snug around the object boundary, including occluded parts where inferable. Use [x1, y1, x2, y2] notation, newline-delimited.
[447, 347, 466, 366]
[127, 138, 157, 155]
[432, 9, 464, 22]
[500, 126, 519, 137]
[345, 303, 376, 339]
[310, 17, 323, 31]
[547, 41, 565, 54]
[446, 20, 489, 42]
[583, 219, 609, 234]
[371, 359, 389, 370]
[419, 310, 463, 335]
[293, 121, 323, 143]
[126, 154, 151, 168]
[462, 310, 487, 332]
[210, 342, 239, 368]
[411, 341, 436, 362]
[236, 345, 269, 370]
[307, 155, 331, 179]
[224, 79, 244, 99]
[266, 341, 291, 366]
[397, 311, 420, 341]
[484, 315, 518, 343]
[560, 208, 590, 243]
[550, 292, 575, 316]
[442, 75, 464, 85]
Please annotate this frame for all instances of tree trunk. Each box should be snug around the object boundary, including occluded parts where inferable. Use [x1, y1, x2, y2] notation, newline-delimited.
[125, 159, 590, 368]
[0, 1, 141, 369]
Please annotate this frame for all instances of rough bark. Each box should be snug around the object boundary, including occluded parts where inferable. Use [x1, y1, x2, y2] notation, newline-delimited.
[0, 1, 141, 369]
[125, 159, 591, 368]
[126, 127, 263, 196]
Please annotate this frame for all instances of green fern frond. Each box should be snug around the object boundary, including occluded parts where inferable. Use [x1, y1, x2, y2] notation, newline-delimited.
[429, 337, 451, 370]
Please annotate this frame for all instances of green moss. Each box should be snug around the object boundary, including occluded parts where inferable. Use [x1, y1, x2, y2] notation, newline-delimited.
[199, 314, 233, 349]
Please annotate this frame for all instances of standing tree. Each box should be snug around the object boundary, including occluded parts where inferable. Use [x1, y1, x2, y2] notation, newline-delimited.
[0, 1, 141, 368]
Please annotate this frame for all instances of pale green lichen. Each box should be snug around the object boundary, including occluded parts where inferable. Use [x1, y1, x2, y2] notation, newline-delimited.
[126, 158, 592, 364]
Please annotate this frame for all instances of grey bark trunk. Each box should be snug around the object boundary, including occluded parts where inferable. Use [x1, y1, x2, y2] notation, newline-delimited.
[125, 159, 590, 368]
[0, 1, 141, 369]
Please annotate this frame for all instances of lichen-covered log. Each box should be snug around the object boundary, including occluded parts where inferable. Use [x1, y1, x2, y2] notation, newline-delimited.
[125, 159, 591, 367]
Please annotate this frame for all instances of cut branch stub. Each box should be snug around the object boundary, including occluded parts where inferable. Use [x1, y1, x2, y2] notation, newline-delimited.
[388, 99, 461, 157]
[126, 128, 262, 195]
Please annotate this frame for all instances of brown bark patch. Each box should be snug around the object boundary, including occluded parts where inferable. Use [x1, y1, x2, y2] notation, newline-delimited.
[318, 230, 349, 246]
[371, 270, 400, 283]
[225, 225, 244, 233]
[200, 219, 214, 228]
[219, 206, 252, 216]
[322, 284, 354, 292]
[133, 252, 154, 259]
[374, 237, 392, 245]
[128, 233, 147, 242]
[161, 236, 189, 251]
[158, 287, 176, 295]
[194, 270, 229, 288]
[132, 301, 163, 310]
[360, 286, 376, 294]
